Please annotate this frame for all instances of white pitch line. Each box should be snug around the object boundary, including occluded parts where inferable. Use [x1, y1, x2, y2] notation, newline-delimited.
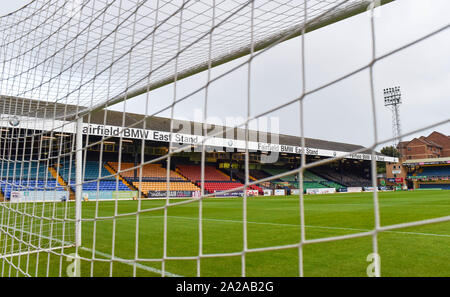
[0, 224, 182, 277]
[129, 215, 450, 239]
[78, 246, 182, 277]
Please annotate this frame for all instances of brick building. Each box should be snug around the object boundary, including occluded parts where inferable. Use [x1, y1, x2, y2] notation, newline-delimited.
[386, 131, 449, 186]
[398, 131, 450, 160]
[425, 131, 450, 157]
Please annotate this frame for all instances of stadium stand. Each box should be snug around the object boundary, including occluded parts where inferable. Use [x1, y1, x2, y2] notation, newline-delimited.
[263, 168, 297, 182]
[248, 169, 283, 191]
[0, 180, 66, 199]
[132, 182, 199, 192]
[58, 161, 131, 192]
[0, 160, 370, 198]
[0, 161, 66, 199]
[284, 181, 326, 189]
[310, 167, 370, 187]
[0, 161, 54, 180]
[177, 164, 231, 181]
[249, 169, 273, 181]
[420, 184, 450, 190]
[81, 180, 130, 191]
[198, 181, 244, 193]
[406, 165, 450, 190]
[259, 167, 344, 190]
[229, 170, 264, 194]
[420, 166, 450, 177]
[83, 161, 116, 180]
[321, 181, 344, 189]
[108, 162, 199, 194]
[177, 165, 252, 194]
[304, 182, 327, 189]
[108, 162, 184, 181]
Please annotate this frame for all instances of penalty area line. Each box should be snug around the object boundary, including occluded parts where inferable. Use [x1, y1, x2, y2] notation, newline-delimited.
[0, 224, 182, 277]
[130, 215, 450, 239]
[78, 246, 182, 277]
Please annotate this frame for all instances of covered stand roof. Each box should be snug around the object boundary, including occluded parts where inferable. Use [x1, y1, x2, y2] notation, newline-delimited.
[0, 96, 393, 161]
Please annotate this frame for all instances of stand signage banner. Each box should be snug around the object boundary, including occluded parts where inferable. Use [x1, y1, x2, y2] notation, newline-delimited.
[0, 115, 397, 162]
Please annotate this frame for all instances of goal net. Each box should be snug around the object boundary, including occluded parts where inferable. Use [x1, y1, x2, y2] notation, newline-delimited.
[0, 124, 76, 276]
[0, 0, 449, 277]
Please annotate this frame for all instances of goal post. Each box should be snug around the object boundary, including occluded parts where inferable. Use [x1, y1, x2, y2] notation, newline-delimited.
[75, 116, 83, 248]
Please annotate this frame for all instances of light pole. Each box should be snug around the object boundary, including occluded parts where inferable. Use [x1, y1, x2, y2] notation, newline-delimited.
[384, 86, 402, 157]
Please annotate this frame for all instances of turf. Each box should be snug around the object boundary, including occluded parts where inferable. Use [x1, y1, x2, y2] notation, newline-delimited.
[1, 190, 449, 277]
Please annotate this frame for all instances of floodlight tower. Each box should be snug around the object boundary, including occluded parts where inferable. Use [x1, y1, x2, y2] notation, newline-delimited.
[383, 86, 402, 154]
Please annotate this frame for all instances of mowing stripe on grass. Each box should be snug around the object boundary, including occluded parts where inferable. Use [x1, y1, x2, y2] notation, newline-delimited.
[78, 246, 182, 277]
[0, 224, 182, 277]
[125, 215, 450, 239]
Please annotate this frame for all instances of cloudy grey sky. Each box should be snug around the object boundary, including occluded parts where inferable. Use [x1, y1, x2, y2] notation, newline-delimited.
[1, 0, 449, 150]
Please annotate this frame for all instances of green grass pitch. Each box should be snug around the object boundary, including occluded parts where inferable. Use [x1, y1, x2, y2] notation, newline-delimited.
[1, 190, 449, 277]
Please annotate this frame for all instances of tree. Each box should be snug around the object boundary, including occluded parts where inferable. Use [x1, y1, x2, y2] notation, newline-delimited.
[380, 146, 400, 158]
[377, 146, 400, 174]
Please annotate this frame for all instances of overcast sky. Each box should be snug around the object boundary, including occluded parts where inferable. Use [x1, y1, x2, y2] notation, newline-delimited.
[1, 0, 449, 150]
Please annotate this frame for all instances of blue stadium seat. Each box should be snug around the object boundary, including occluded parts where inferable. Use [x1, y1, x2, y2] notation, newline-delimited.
[420, 166, 450, 177]
[0, 179, 65, 198]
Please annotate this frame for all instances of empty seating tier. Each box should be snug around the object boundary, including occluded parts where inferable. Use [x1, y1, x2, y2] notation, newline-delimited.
[309, 167, 368, 187]
[133, 182, 200, 193]
[263, 168, 298, 182]
[198, 181, 244, 193]
[419, 183, 450, 190]
[249, 170, 272, 181]
[420, 166, 450, 177]
[0, 180, 65, 198]
[57, 161, 131, 191]
[303, 182, 326, 189]
[177, 165, 231, 182]
[0, 161, 54, 180]
[260, 168, 344, 190]
[80, 180, 130, 191]
[109, 162, 184, 181]
[58, 160, 115, 181]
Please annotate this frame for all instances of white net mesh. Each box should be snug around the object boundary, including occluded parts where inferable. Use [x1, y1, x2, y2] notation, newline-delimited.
[0, 0, 449, 277]
[0, 0, 375, 112]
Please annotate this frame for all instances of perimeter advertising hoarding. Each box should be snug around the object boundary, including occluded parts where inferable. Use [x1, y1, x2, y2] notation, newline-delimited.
[10, 191, 70, 202]
[290, 189, 301, 195]
[306, 188, 336, 195]
[274, 189, 286, 196]
[263, 189, 273, 196]
[347, 187, 363, 193]
[363, 187, 376, 192]
[213, 191, 243, 197]
[246, 189, 259, 196]
[407, 176, 426, 180]
[83, 191, 138, 200]
[148, 191, 194, 198]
